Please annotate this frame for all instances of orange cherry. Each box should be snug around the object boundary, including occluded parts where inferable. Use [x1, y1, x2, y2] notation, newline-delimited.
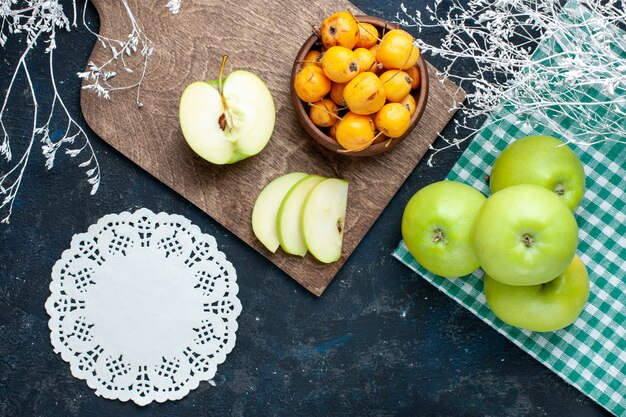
[376, 29, 420, 70]
[354, 48, 377, 73]
[302, 50, 322, 68]
[355, 22, 379, 49]
[321, 46, 360, 83]
[330, 82, 348, 107]
[374, 103, 411, 138]
[343, 72, 386, 115]
[405, 65, 421, 89]
[378, 70, 412, 102]
[294, 65, 332, 103]
[400, 94, 417, 116]
[336, 112, 376, 151]
[309, 98, 339, 128]
[320, 11, 360, 49]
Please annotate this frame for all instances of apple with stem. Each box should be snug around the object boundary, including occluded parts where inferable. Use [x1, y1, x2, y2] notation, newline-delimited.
[179, 56, 276, 164]
[472, 184, 578, 286]
[484, 255, 589, 332]
[401, 181, 487, 278]
[490, 135, 586, 211]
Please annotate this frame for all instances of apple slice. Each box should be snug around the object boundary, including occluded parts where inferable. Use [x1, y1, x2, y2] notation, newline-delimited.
[277, 175, 325, 256]
[252, 172, 308, 253]
[179, 57, 276, 165]
[179, 81, 236, 164]
[302, 178, 349, 263]
[222, 70, 276, 157]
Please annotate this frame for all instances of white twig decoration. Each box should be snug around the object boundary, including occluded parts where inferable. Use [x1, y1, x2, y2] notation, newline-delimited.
[398, 0, 626, 164]
[0, 0, 180, 223]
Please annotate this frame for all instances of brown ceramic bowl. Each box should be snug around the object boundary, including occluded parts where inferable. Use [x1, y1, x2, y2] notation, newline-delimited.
[290, 15, 429, 157]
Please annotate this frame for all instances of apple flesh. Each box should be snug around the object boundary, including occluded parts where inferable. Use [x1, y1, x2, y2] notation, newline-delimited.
[179, 67, 275, 165]
[484, 255, 589, 332]
[490, 135, 586, 211]
[252, 172, 308, 253]
[401, 181, 487, 278]
[472, 184, 578, 286]
[302, 178, 349, 264]
[277, 175, 325, 256]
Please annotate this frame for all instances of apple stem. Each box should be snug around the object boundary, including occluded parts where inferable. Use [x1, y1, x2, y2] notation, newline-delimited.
[523, 234, 534, 247]
[217, 55, 234, 133]
[218, 55, 228, 96]
[554, 184, 566, 196]
[433, 229, 446, 243]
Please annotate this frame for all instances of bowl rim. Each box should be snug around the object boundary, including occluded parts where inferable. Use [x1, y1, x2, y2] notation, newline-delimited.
[290, 15, 430, 157]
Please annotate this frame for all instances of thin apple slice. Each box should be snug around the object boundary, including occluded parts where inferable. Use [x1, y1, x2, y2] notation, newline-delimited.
[252, 172, 309, 253]
[277, 175, 326, 256]
[302, 178, 349, 263]
[179, 81, 235, 165]
[222, 70, 276, 156]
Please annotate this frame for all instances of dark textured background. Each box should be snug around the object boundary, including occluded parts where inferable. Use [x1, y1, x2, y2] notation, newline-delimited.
[0, 1, 610, 416]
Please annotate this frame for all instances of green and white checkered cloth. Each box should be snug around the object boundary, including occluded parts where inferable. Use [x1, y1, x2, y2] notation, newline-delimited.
[394, 3, 626, 416]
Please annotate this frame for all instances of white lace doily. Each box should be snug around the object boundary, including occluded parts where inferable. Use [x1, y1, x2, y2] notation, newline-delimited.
[45, 208, 241, 405]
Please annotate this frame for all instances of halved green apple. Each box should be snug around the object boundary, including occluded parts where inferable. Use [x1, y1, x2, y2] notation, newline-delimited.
[252, 172, 308, 253]
[179, 57, 276, 164]
[277, 175, 325, 256]
[302, 178, 349, 263]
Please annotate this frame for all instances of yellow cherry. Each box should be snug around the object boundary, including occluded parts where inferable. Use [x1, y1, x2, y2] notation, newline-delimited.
[374, 103, 411, 138]
[377, 29, 420, 70]
[294, 65, 332, 103]
[320, 12, 360, 49]
[343, 72, 386, 115]
[379, 70, 412, 102]
[321, 46, 360, 83]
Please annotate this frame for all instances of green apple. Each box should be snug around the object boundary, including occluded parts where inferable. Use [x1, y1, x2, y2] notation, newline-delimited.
[252, 172, 308, 253]
[179, 56, 276, 164]
[472, 184, 578, 286]
[490, 135, 586, 211]
[277, 175, 325, 256]
[484, 255, 589, 332]
[401, 181, 487, 278]
[302, 178, 349, 264]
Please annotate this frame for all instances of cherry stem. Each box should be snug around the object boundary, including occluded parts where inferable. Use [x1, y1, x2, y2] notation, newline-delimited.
[308, 102, 341, 119]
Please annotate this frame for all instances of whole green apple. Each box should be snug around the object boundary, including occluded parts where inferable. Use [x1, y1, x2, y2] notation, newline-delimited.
[472, 184, 578, 286]
[484, 255, 589, 332]
[402, 181, 486, 278]
[490, 135, 585, 211]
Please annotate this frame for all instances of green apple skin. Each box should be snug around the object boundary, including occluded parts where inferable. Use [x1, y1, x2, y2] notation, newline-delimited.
[401, 181, 487, 278]
[484, 255, 589, 332]
[179, 70, 276, 165]
[472, 184, 578, 286]
[301, 178, 349, 264]
[490, 135, 586, 211]
[277, 175, 325, 256]
[252, 172, 308, 253]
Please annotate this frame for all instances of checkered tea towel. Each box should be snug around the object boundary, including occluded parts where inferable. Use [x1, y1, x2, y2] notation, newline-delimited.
[394, 2, 626, 415]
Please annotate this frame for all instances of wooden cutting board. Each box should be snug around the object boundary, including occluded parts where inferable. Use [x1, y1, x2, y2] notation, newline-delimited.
[81, 0, 464, 296]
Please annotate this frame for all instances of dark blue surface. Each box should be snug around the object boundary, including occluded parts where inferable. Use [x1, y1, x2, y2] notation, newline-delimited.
[0, 1, 610, 416]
